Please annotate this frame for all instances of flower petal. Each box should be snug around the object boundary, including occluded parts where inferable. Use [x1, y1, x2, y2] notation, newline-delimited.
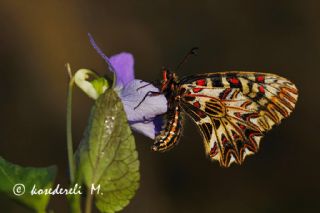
[153, 115, 163, 135]
[129, 121, 157, 139]
[129, 115, 164, 139]
[88, 33, 116, 73]
[118, 79, 167, 122]
[88, 33, 135, 87]
[110, 53, 135, 86]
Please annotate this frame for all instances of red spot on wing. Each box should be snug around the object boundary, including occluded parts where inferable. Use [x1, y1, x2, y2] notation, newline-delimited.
[234, 112, 241, 118]
[239, 124, 246, 130]
[193, 88, 203, 93]
[210, 143, 218, 157]
[196, 79, 206, 86]
[256, 75, 265, 83]
[197, 109, 207, 118]
[229, 77, 239, 85]
[258, 85, 265, 93]
[233, 132, 240, 140]
[193, 101, 201, 108]
[221, 135, 228, 144]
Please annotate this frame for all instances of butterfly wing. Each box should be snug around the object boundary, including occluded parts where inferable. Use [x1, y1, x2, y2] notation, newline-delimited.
[179, 71, 298, 167]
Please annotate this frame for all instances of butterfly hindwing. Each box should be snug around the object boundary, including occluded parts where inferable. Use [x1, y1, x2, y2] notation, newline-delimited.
[179, 71, 298, 167]
[180, 97, 263, 167]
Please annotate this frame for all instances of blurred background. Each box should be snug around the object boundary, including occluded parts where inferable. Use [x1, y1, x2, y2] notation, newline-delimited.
[0, 0, 319, 212]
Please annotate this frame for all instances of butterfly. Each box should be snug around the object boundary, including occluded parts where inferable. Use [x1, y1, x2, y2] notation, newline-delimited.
[144, 49, 298, 167]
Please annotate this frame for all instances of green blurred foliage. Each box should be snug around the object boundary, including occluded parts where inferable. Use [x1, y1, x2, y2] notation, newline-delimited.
[0, 157, 57, 212]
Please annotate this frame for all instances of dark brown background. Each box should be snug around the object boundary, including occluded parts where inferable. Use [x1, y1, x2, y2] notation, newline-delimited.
[0, 0, 319, 212]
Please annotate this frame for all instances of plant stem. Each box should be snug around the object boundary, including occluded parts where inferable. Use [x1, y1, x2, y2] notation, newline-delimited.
[66, 64, 82, 213]
[67, 192, 82, 213]
[85, 188, 93, 213]
[66, 63, 76, 183]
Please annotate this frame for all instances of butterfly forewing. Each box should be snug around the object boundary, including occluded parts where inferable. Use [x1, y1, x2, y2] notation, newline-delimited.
[179, 72, 298, 167]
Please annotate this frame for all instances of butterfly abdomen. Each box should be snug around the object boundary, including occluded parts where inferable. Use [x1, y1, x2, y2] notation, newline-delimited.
[153, 105, 183, 152]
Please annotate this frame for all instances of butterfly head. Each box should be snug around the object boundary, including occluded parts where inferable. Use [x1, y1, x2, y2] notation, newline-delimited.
[161, 69, 177, 92]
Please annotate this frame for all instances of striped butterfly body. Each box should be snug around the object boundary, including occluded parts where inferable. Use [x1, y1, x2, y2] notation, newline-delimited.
[153, 70, 298, 167]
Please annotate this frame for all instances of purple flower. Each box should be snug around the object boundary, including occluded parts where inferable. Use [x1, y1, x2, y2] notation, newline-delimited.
[88, 33, 167, 139]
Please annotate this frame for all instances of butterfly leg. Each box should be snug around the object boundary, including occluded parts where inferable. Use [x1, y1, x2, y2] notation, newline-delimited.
[136, 79, 161, 91]
[142, 116, 154, 123]
[134, 91, 162, 110]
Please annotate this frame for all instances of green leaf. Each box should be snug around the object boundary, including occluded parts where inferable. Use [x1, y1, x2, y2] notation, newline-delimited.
[0, 157, 57, 213]
[78, 89, 140, 213]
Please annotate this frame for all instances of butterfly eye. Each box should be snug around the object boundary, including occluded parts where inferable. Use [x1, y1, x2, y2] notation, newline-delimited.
[166, 71, 174, 79]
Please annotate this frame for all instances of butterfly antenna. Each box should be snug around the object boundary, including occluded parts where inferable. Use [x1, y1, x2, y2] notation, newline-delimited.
[175, 47, 199, 72]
